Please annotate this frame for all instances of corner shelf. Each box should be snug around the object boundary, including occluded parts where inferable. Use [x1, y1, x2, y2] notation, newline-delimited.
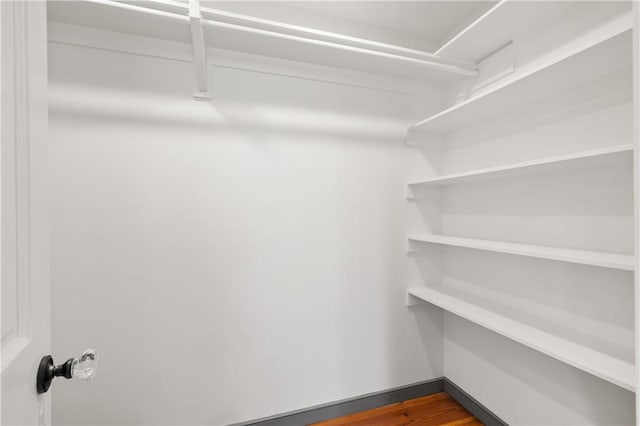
[407, 0, 636, 401]
[407, 286, 636, 392]
[408, 144, 633, 187]
[408, 234, 635, 271]
[411, 13, 632, 133]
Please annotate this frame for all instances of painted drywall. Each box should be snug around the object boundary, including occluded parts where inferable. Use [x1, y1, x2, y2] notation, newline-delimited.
[47, 29, 443, 425]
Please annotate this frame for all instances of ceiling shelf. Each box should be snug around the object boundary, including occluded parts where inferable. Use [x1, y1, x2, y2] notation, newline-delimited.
[411, 14, 632, 134]
[408, 144, 633, 187]
[408, 286, 636, 392]
[408, 234, 635, 271]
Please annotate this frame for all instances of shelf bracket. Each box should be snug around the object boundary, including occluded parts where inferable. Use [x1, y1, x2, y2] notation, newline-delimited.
[405, 127, 417, 146]
[406, 292, 423, 307]
[405, 184, 425, 201]
[189, 0, 211, 100]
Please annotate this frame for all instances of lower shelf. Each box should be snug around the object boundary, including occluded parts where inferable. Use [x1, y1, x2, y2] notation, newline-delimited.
[408, 286, 636, 392]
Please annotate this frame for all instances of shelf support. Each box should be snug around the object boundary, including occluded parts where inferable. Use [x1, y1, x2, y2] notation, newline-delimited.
[189, 0, 210, 100]
[406, 292, 423, 307]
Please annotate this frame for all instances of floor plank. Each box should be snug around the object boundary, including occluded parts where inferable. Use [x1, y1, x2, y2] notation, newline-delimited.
[310, 392, 483, 426]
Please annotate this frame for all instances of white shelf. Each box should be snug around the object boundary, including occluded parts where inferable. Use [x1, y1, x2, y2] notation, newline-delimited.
[408, 145, 634, 187]
[408, 286, 636, 392]
[412, 13, 632, 133]
[408, 235, 635, 271]
[47, 0, 477, 83]
[436, 1, 572, 63]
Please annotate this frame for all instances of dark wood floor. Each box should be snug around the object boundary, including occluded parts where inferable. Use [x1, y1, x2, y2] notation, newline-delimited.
[311, 392, 483, 426]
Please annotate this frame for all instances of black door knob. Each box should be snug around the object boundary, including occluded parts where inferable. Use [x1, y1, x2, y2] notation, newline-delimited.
[36, 349, 97, 393]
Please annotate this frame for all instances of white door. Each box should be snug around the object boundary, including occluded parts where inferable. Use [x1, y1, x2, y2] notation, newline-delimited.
[1, 1, 51, 425]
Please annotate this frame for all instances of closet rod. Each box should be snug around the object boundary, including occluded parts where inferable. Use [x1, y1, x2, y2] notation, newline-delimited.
[84, 0, 479, 77]
[150, 0, 449, 62]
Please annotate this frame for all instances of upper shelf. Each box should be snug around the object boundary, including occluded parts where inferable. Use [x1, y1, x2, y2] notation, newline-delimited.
[47, 0, 478, 83]
[436, 1, 573, 63]
[408, 286, 636, 392]
[408, 234, 635, 271]
[411, 13, 632, 134]
[408, 145, 633, 187]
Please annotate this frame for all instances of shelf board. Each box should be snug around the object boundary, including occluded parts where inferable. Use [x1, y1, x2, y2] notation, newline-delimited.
[408, 235, 635, 271]
[47, 0, 477, 83]
[436, 1, 572, 63]
[408, 286, 636, 392]
[412, 12, 632, 133]
[408, 144, 633, 187]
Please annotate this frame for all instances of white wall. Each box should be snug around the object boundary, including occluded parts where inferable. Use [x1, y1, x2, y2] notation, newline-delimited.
[47, 28, 443, 426]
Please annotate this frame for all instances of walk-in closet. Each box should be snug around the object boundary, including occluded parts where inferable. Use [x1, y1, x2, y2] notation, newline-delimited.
[2, 1, 639, 425]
